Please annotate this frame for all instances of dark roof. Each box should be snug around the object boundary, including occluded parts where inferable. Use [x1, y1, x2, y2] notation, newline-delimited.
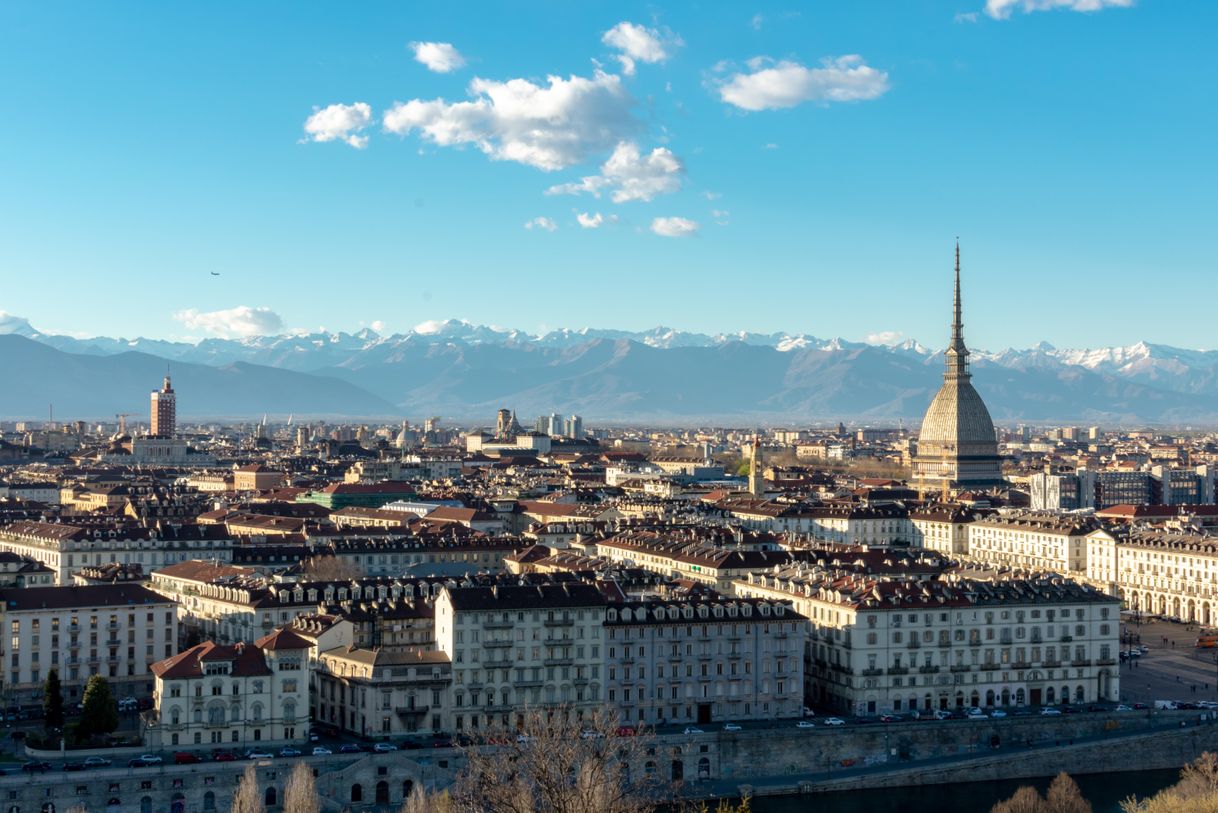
[444, 582, 607, 611]
[0, 584, 172, 611]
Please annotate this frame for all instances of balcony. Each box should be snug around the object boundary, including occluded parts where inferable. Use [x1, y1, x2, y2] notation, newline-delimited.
[906, 641, 921, 650]
[544, 657, 574, 667]
[887, 667, 909, 676]
[1011, 661, 1031, 670]
[1061, 635, 1074, 643]
[1071, 659, 1092, 667]
[1043, 659, 1061, 668]
[483, 659, 513, 670]
[949, 665, 971, 673]
[395, 705, 430, 717]
[543, 618, 574, 627]
[861, 668, 883, 677]
[482, 620, 513, 630]
[979, 663, 1000, 671]
[937, 640, 951, 648]
[483, 640, 513, 649]
[918, 665, 940, 674]
[1096, 658, 1117, 666]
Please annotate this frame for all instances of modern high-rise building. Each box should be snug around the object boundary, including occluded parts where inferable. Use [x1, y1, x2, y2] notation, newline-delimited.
[912, 244, 1005, 491]
[150, 375, 176, 438]
[566, 414, 583, 439]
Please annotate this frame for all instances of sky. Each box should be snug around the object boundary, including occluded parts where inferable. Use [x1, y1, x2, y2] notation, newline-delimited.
[0, 0, 1215, 351]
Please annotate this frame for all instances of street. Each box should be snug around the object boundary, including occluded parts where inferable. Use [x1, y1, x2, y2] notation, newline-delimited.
[1119, 617, 1218, 705]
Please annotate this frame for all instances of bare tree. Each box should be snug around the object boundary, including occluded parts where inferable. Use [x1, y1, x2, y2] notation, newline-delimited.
[231, 764, 264, 813]
[401, 786, 454, 813]
[283, 761, 320, 813]
[1046, 772, 1092, 813]
[1122, 752, 1218, 813]
[301, 554, 363, 582]
[450, 706, 661, 813]
[992, 786, 1048, 813]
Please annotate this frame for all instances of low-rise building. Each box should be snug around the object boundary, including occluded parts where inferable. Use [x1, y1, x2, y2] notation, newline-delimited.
[146, 628, 311, 750]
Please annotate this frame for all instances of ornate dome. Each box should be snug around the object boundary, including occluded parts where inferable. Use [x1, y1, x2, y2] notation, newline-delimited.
[918, 378, 997, 453]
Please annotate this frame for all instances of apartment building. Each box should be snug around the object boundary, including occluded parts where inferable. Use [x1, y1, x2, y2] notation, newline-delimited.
[0, 521, 233, 583]
[909, 505, 975, 556]
[735, 568, 1120, 715]
[314, 648, 450, 738]
[605, 596, 806, 726]
[0, 584, 179, 702]
[966, 513, 1099, 575]
[434, 582, 607, 733]
[1087, 527, 1218, 625]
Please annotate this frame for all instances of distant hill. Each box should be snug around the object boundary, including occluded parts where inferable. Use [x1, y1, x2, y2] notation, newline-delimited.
[2, 320, 1218, 423]
[0, 335, 399, 419]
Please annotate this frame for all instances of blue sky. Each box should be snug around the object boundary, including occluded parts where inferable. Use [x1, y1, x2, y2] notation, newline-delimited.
[0, 1, 1214, 350]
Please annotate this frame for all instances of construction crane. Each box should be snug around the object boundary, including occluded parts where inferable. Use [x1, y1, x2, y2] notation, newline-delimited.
[115, 413, 131, 435]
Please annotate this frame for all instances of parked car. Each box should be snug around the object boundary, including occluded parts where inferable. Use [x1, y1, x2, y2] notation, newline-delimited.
[796, 720, 815, 729]
[966, 710, 987, 720]
[683, 727, 704, 735]
[1040, 707, 1063, 716]
[879, 714, 902, 723]
[823, 717, 846, 726]
[62, 762, 88, 772]
[83, 757, 111, 768]
[615, 726, 636, 737]
[1114, 705, 1134, 712]
[431, 737, 453, 749]
[373, 742, 398, 753]
[339, 743, 363, 754]
[173, 752, 202, 765]
[22, 761, 52, 773]
[933, 710, 953, 720]
[140, 754, 163, 765]
[245, 749, 273, 760]
[1133, 702, 1149, 710]
[311, 746, 332, 756]
[723, 723, 742, 732]
[212, 751, 237, 762]
[989, 710, 1008, 719]
[279, 747, 302, 758]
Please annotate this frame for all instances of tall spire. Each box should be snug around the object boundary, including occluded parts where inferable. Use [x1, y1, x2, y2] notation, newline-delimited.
[945, 239, 970, 379]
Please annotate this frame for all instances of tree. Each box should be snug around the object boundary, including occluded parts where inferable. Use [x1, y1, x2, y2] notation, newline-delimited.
[231, 765, 264, 813]
[300, 554, 363, 582]
[43, 669, 64, 732]
[1046, 773, 1092, 813]
[77, 675, 118, 740]
[283, 761, 320, 813]
[450, 706, 661, 813]
[1121, 752, 1218, 813]
[401, 787, 454, 813]
[991, 785, 1049, 813]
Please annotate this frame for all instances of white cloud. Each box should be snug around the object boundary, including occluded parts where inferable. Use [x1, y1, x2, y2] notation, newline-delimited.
[955, 11, 980, 22]
[985, 0, 1132, 19]
[383, 71, 636, 171]
[410, 41, 466, 73]
[863, 330, 907, 346]
[369, 320, 386, 332]
[576, 211, 620, 229]
[302, 102, 373, 148]
[717, 55, 890, 111]
[650, 216, 699, 237]
[545, 141, 682, 203]
[174, 306, 284, 339]
[524, 216, 558, 231]
[601, 22, 681, 75]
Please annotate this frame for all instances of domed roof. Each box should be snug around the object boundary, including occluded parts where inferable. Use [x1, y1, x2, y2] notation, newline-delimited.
[918, 378, 996, 450]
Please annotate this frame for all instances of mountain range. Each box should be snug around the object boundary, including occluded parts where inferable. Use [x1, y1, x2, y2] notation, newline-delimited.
[2, 314, 1218, 424]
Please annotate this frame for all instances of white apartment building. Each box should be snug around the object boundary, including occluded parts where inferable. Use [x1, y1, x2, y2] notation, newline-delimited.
[805, 505, 912, 547]
[146, 628, 311, 750]
[0, 521, 232, 583]
[735, 568, 1120, 715]
[909, 505, 975, 556]
[315, 648, 450, 738]
[604, 596, 806, 727]
[966, 513, 1099, 575]
[0, 584, 179, 703]
[1087, 527, 1218, 625]
[435, 582, 607, 733]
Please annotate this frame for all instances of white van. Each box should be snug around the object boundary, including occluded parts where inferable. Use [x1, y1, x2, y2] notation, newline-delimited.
[1154, 700, 1178, 710]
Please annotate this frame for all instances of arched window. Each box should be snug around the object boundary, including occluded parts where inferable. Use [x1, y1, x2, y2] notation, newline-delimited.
[376, 782, 390, 805]
[170, 707, 180, 725]
[140, 799, 153, 813]
[208, 704, 225, 726]
[251, 703, 263, 722]
[203, 792, 216, 812]
[283, 700, 296, 723]
[351, 784, 363, 803]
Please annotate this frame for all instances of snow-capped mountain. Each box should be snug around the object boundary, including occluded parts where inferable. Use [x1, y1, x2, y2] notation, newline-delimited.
[2, 315, 1217, 422]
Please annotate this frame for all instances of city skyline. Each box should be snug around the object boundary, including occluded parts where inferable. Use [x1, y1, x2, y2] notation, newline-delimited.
[1, 2, 1215, 349]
